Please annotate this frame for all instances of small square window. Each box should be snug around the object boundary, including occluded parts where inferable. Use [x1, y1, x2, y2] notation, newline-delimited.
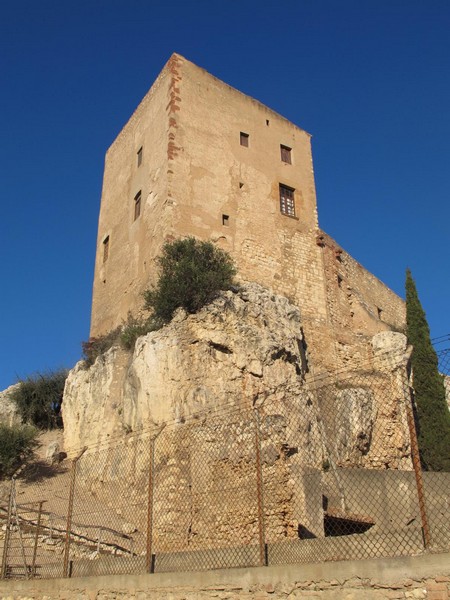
[279, 184, 295, 217]
[280, 144, 292, 164]
[240, 132, 249, 147]
[137, 147, 143, 167]
[103, 236, 109, 263]
[134, 191, 141, 221]
[222, 214, 229, 226]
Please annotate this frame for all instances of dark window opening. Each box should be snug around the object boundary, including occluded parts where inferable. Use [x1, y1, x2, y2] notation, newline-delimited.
[134, 191, 142, 221]
[266, 119, 270, 126]
[281, 144, 292, 164]
[324, 511, 375, 537]
[137, 147, 143, 167]
[240, 132, 249, 147]
[102, 236, 109, 263]
[377, 307, 383, 319]
[337, 275, 343, 288]
[279, 184, 295, 217]
[222, 214, 229, 226]
[239, 182, 244, 189]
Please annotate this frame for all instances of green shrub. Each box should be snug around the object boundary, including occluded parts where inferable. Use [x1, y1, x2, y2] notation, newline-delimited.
[0, 424, 38, 478]
[119, 313, 163, 350]
[82, 316, 163, 361]
[81, 327, 122, 366]
[81, 239, 235, 359]
[144, 237, 236, 322]
[10, 370, 67, 430]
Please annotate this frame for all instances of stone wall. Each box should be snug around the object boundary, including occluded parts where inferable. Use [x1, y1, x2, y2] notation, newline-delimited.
[1, 552, 449, 600]
[318, 231, 406, 370]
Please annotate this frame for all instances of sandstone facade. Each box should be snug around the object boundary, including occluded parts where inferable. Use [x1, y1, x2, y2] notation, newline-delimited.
[90, 53, 405, 372]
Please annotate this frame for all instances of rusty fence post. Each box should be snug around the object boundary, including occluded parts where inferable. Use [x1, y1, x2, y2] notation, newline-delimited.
[63, 448, 86, 578]
[1, 478, 15, 579]
[146, 436, 156, 573]
[31, 501, 44, 578]
[403, 367, 431, 548]
[253, 408, 267, 566]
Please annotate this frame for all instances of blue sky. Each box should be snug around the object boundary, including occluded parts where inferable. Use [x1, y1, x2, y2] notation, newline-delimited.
[1, 0, 449, 389]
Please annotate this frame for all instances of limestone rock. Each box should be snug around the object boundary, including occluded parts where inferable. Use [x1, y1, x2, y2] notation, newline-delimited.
[372, 331, 408, 370]
[334, 387, 376, 465]
[0, 383, 21, 427]
[62, 283, 412, 477]
[63, 284, 306, 452]
[45, 441, 60, 464]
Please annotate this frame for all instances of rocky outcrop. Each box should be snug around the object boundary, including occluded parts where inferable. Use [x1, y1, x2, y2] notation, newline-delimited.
[0, 383, 21, 427]
[60, 285, 416, 549]
[63, 284, 307, 452]
[61, 287, 416, 479]
[63, 286, 413, 470]
[371, 330, 409, 370]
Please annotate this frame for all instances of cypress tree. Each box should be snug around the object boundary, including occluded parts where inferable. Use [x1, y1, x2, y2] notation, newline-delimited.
[405, 269, 450, 471]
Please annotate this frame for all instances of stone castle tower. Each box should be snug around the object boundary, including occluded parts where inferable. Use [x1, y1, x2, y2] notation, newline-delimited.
[91, 53, 405, 370]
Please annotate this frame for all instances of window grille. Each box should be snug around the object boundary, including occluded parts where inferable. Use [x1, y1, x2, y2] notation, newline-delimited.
[279, 184, 295, 217]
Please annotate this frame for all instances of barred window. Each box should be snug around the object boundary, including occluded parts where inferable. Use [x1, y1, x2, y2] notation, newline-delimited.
[280, 144, 292, 164]
[279, 184, 295, 217]
[137, 147, 143, 167]
[134, 191, 141, 221]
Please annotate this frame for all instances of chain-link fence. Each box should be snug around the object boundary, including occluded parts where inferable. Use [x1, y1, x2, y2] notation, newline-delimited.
[1, 343, 449, 579]
[436, 337, 450, 378]
[0, 457, 72, 579]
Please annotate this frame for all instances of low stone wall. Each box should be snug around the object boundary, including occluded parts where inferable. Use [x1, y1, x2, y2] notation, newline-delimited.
[1, 552, 449, 599]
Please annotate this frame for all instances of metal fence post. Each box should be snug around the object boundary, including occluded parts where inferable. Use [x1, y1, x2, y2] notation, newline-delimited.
[31, 501, 44, 578]
[1, 478, 15, 579]
[403, 367, 431, 548]
[146, 436, 155, 573]
[63, 448, 86, 578]
[253, 408, 267, 566]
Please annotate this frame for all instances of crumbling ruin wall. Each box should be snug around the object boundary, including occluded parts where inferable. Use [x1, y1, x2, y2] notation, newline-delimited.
[317, 231, 406, 370]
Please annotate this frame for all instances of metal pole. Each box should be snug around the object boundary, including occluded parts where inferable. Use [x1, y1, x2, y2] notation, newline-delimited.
[404, 371, 431, 547]
[31, 501, 43, 578]
[146, 437, 155, 573]
[1, 478, 15, 579]
[253, 409, 267, 566]
[63, 448, 86, 578]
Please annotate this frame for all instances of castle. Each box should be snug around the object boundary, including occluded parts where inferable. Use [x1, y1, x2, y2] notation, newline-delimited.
[91, 53, 405, 371]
